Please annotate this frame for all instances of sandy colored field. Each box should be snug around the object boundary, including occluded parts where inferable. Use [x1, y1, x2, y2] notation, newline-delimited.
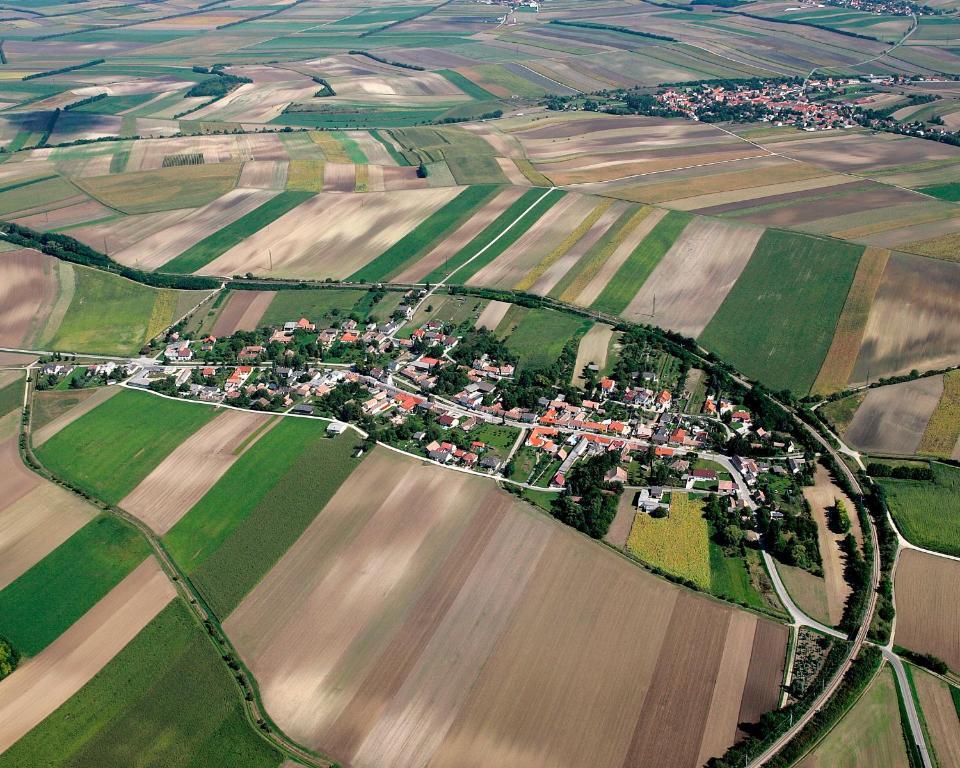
[323, 163, 356, 193]
[126, 133, 287, 173]
[226, 448, 787, 768]
[895, 549, 960, 671]
[812, 248, 890, 395]
[12, 198, 115, 231]
[111, 189, 278, 270]
[572, 323, 614, 387]
[204, 189, 457, 280]
[853, 252, 960, 383]
[0, 483, 94, 591]
[0, 436, 39, 514]
[467, 194, 594, 289]
[475, 299, 511, 331]
[544, 148, 767, 186]
[210, 290, 275, 336]
[605, 493, 637, 549]
[0, 557, 174, 754]
[69, 208, 193, 255]
[392, 187, 525, 283]
[676, 174, 855, 212]
[914, 668, 960, 768]
[495, 156, 530, 186]
[844, 376, 943, 455]
[120, 411, 273, 535]
[624, 218, 762, 336]
[803, 465, 858, 625]
[568, 207, 666, 306]
[31, 385, 120, 448]
[0, 249, 59, 348]
[527, 200, 626, 296]
[238, 160, 289, 191]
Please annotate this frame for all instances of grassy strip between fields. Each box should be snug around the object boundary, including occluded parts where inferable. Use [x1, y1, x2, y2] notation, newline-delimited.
[432, 188, 564, 285]
[699, 229, 863, 395]
[36, 389, 217, 505]
[0, 599, 282, 768]
[0, 516, 149, 657]
[185, 428, 362, 618]
[161, 191, 315, 274]
[349, 185, 500, 282]
[590, 210, 691, 315]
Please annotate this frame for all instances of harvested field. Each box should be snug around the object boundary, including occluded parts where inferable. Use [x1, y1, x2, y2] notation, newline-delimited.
[572, 323, 615, 387]
[0, 483, 94, 592]
[226, 448, 788, 768]
[204, 189, 458, 280]
[120, 411, 273, 535]
[0, 558, 174, 755]
[392, 187, 525, 283]
[812, 248, 890, 395]
[776, 562, 831, 628]
[110, 188, 277, 270]
[0, 248, 59, 348]
[474, 299, 512, 331]
[68, 208, 193, 255]
[914, 668, 960, 768]
[853, 252, 960, 384]
[606, 493, 637, 549]
[895, 549, 960, 672]
[0, 436, 39, 515]
[323, 162, 356, 193]
[844, 376, 944, 455]
[803, 465, 858, 625]
[623, 218, 763, 337]
[238, 160, 289, 190]
[210, 290, 274, 336]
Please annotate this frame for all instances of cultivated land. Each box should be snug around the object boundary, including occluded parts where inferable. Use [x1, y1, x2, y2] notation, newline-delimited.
[913, 667, 960, 768]
[843, 376, 945, 456]
[627, 492, 711, 590]
[572, 323, 615, 387]
[226, 449, 787, 768]
[210, 290, 276, 336]
[895, 549, 960, 672]
[0, 249, 60, 349]
[881, 463, 960, 557]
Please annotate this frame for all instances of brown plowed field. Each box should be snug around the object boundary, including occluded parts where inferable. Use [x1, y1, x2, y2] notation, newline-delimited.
[392, 187, 525, 283]
[737, 619, 790, 725]
[914, 668, 960, 768]
[111, 188, 278, 270]
[853, 252, 960, 383]
[606, 492, 638, 549]
[0, 249, 59, 348]
[0, 557, 174, 754]
[205, 189, 457, 279]
[624, 218, 762, 337]
[226, 448, 788, 768]
[210, 290, 275, 336]
[474, 299, 511, 331]
[844, 376, 943, 455]
[323, 163, 356, 193]
[812, 248, 889, 395]
[0, 436, 39, 514]
[895, 549, 960, 672]
[69, 208, 193, 255]
[120, 410, 273, 534]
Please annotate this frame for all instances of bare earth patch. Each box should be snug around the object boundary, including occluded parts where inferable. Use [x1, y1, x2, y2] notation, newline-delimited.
[572, 323, 614, 387]
[843, 376, 943, 455]
[0, 249, 59, 348]
[914, 667, 960, 768]
[895, 548, 960, 672]
[475, 299, 512, 331]
[210, 290, 275, 336]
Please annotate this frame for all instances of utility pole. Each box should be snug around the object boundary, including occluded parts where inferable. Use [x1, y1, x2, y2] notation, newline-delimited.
[652, 292, 656, 318]
[268, 248, 273, 271]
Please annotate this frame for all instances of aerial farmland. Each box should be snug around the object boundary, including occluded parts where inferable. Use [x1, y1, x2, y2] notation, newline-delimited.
[0, 0, 959, 765]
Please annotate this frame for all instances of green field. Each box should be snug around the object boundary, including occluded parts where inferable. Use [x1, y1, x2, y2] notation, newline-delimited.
[444, 152, 508, 185]
[820, 391, 866, 437]
[433, 188, 564, 284]
[48, 266, 192, 355]
[331, 130, 367, 164]
[272, 108, 449, 129]
[699, 230, 863, 394]
[709, 539, 771, 613]
[918, 182, 960, 202]
[437, 69, 498, 100]
[161, 191, 315, 274]
[627, 492, 711, 589]
[181, 427, 361, 617]
[370, 129, 409, 165]
[880, 463, 960, 557]
[71, 93, 156, 115]
[258, 287, 368, 326]
[504, 307, 589, 372]
[0, 373, 22, 417]
[350, 185, 500, 281]
[590, 210, 692, 315]
[36, 389, 216, 504]
[1, 600, 282, 768]
[0, 516, 149, 656]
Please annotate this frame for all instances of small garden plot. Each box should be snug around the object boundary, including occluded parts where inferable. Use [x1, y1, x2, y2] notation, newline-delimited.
[468, 422, 520, 459]
[259, 288, 368, 328]
[36, 389, 216, 505]
[880, 462, 960, 557]
[627, 492, 711, 590]
[503, 307, 589, 373]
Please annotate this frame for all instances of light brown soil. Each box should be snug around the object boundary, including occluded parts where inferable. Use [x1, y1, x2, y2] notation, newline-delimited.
[777, 561, 832, 628]
[205, 189, 457, 280]
[803, 465, 856, 625]
[737, 619, 790, 726]
[120, 410, 273, 534]
[0, 436, 39, 514]
[0, 483, 94, 590]
[111, 188, 278, 270]
[31, 384, 121, 448]
[210, 290, 275, 336]
[895, 549, 960, 672]
[571, 323, 614, 387]
[0, 557, 174, 754]
[392, 187, 525, 283]
[323, 163, 356, 193]
[914, 667, 960, 768]
[853, 251, 960, 383]
[68, 208, 193, 255]
[624, 218, 762, 337]
[605, 494, 637, 549]
[0, 248, 59, 348]
[474, 299, 512, 331]
[844, 376, 944, 455]
[495, 156, 530, 186]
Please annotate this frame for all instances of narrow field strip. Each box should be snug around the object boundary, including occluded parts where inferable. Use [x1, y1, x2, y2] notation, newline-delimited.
[435, 188, 564, 285]
[349, 185, 500, 282]
[0, 558, 175, 756]
[811, 247, 890, 395]
[590, 210, 693, 315]
[918, 370, 960, 458]
[161, 190, 316, 274]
